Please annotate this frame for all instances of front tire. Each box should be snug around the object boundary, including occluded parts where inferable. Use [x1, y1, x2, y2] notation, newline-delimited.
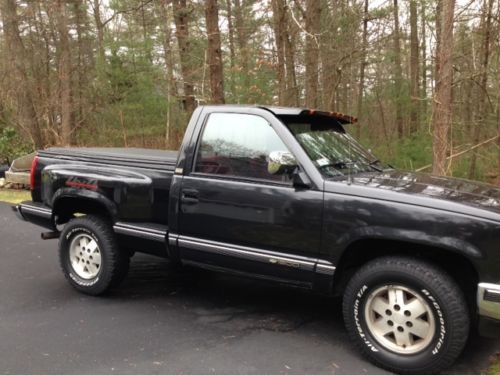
[59, 215, 129, 295]
[343, 256, 469, 374]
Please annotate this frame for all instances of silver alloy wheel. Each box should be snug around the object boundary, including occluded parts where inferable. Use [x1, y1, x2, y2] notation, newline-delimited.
[364, 285, 436, 354]
[69, 233, 102, 279]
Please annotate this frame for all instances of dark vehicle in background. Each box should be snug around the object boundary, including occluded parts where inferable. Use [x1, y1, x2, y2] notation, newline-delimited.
[14, 105, 500, 374]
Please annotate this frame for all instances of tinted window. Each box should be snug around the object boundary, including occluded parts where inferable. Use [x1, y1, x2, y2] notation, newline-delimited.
[195, 113, 291, 182]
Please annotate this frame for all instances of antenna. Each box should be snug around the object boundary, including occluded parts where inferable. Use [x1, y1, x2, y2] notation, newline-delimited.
[347, 133, 353, 185]
[347, 73, 354, 185]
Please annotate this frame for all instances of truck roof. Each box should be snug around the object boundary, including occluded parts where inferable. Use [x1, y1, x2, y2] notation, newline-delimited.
[200, 105, 358, 124]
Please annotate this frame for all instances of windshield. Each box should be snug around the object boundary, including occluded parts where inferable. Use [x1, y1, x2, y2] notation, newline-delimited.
[284, 119, 386, 178]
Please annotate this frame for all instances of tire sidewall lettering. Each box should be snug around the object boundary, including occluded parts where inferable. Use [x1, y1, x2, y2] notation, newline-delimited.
[353, 284, 379, 352]
[421, 288, 447, 355]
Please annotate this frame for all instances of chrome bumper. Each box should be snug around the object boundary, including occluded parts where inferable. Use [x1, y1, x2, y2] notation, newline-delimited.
[478, 283, 500, 320]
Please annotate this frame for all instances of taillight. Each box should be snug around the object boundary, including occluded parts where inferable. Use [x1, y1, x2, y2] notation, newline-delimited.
[30, 155, 39, 190]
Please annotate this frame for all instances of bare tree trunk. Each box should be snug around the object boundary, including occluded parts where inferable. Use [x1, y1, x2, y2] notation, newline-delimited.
[304, 0, 320, 108]
[271, 0, 286, 106]
[283, 4, 298, 106]
[1, 0, 44, 147]
[393, 0, 404, 138]
[409, 0, 419, 133]
[420, 0, 427, 116]
[159, 0, 177, 144]
[205, 0, 225, 104]
[432, 0, 455, 175]
[356, 0, 369, 138]
[92, 0, 105, 64]
[434, 0, 442, 94]
[74, 0, 89, 132]
[226, 0, 236, 97]
[468, 0, 494, 179]
[173, 0, 196, 115]
[234, 0, 249, 91]
[56, 0, 73, 146]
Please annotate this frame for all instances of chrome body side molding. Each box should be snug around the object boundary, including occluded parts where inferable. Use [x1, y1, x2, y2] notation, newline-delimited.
[174, 234, 336, 276]
[114, 222, 166, 242]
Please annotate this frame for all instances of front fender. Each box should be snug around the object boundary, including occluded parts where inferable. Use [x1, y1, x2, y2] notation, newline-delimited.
[335, 226, 482, 260]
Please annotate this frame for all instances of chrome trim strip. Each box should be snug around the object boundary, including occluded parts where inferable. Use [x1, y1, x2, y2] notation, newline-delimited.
[315, 263, 336, 276]
[177, 235, 335, 273]
[179, 236, 315, 270]
[114, 222, 166, 236]
[168, 233, 179, 247]
[113, 225, 166, 242]
[478, 282, 500, 320]
[19, 204, 52, 219]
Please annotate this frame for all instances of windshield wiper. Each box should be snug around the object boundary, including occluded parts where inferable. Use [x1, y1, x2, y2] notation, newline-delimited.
[368, 159, 383, 172]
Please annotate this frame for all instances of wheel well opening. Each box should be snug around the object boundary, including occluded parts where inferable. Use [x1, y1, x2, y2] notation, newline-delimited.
[332, 239, 478, 313]
[53, 197, 112, 225]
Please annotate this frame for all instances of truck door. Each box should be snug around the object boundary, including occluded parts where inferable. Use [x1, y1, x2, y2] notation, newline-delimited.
[177, 112, 323, 286]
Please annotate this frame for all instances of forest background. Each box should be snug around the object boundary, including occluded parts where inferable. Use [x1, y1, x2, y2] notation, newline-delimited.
[0, 0, 499, 183]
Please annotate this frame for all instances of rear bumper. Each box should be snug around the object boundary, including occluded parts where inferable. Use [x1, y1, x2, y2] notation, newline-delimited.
[13, 201, 55, 230]
[478, 282, 500, 338]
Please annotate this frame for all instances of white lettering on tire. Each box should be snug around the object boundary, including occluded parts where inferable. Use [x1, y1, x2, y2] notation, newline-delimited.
[421, 288, 446, 355]
[353, 285, 379, 352]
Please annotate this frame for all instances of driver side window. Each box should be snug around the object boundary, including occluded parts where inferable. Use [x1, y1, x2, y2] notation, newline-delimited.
[195, 113, 292, 183]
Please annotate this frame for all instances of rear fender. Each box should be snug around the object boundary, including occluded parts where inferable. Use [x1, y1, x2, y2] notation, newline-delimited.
[52, 188, 119, 223]
[43, 164, 153, 222]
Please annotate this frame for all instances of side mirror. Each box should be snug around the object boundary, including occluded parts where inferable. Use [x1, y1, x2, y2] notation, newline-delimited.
[267, 151, 297, 175]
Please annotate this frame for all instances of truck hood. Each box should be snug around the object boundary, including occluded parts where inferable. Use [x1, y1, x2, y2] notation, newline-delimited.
[347, 170, 500, 215]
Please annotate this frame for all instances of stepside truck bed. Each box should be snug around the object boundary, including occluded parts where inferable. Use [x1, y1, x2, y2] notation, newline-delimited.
[17, 146, 179, 257]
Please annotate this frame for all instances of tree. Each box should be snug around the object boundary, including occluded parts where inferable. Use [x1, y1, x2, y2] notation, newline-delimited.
[225, 0, 236, 96]
[1, 0, 44, 147]
[468, 0, 494, 179]
[409, 0, 419, 133]
[233, 0, 249, 92]
[92, 0, 106, 63]
[271, 0, 286, 106]
[356, 0, 369, 138]
[420, 0, 427, 116]
[173, 0, 196, 115]
[55, 0, 74, 146]
[432, 0, 455, 175]
[304, 0, 320, 108]
[205, 0, 225, 104]
[392, 0, 404, 138]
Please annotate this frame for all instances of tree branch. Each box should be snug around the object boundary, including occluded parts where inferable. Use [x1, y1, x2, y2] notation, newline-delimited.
[416, 135, 500, 172]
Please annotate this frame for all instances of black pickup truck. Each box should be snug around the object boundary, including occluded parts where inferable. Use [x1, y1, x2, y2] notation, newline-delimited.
[14, 105, 500, 374]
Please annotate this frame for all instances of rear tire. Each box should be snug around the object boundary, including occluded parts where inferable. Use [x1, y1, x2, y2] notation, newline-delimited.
[342, 256, 469, 375]
[59, 215, 129, 295]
